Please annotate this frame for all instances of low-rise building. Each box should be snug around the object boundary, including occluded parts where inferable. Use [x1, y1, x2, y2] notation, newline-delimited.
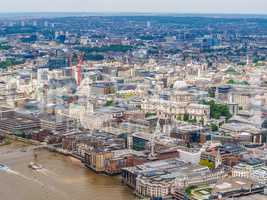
[251, 166, 267, 185]
[122, 159, 226, 199]
[174, 177, 265, 200]
[141, 98, 210, 124]
[232, 158, 265, 179]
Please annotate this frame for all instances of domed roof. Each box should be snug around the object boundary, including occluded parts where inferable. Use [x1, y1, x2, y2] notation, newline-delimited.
[173, 80, 188, 89]
[251, 98, 263, 108]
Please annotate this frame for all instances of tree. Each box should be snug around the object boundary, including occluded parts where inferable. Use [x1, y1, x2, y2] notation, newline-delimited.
[105, 100, 114, 106]
[227, 79, 249, 85]
[227, 79, 235, 84]
[176, 115, 182, 121]
[200, 118, 204, 126]
[85, 54, 104, 61]
[0, 43, 10, 50]
[20, 35, 37, 43]
[0, 59, 25, 69]
[183, 113, 190, 121]
[145, 112, 156, 118]
[185, 185, 197, 195]
[78, 45, 133, 54]
[199, 159, 215, 169]
[203, 100, 232, 120]
[210, 123, 218, 131]
[208, 88, 215, 98]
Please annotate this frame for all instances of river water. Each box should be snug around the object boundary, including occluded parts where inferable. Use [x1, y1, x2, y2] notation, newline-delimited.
[0, 142, 136, 200]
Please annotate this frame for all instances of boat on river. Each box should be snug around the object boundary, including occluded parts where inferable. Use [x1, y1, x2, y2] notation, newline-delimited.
[0, 164, 8, 171]
[28, 162, 43, 170]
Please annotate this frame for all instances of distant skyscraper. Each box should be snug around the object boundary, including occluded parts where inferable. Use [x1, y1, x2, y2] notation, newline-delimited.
[147, 21, 151, 28]
[246, 55, 252, 66]
[8, 22, 14, 27]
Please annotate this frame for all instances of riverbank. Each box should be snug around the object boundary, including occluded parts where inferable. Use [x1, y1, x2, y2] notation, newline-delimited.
[0, 143, 136, 200]
[0, 137, 12, 146]
[0, 133, 41, 145]
[0, 140, 30, 154]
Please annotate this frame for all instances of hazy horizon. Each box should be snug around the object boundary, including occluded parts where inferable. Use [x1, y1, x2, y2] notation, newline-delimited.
[0, 0, 266, 15]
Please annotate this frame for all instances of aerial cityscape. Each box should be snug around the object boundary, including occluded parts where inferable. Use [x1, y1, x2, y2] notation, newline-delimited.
[0, 1, 267, 200]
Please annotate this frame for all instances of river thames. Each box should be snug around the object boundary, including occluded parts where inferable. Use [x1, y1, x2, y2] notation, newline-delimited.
[0, 141, 136, 200]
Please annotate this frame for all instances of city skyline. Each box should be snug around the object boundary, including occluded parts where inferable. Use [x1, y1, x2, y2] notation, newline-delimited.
[0, 0, 267, 14]
[0, 4, 267, 200]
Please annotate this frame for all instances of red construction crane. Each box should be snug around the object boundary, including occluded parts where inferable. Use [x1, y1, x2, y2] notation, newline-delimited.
[68, 55, 73, 78]
[77, 53, 84, 86]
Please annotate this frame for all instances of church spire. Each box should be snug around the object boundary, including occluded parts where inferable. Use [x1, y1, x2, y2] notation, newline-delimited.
[215, 149, 222, 168]
[148, 119, 161, 160]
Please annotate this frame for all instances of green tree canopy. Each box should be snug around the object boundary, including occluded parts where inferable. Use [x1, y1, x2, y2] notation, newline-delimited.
[203, 100, 232, 120]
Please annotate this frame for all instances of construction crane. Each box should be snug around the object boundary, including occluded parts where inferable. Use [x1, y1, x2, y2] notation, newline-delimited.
[68, 55, 73, 78]
[77, 53, 84, 86]
[67, 53, 84, 86]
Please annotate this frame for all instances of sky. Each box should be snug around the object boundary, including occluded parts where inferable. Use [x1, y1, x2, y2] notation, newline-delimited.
[0, 0, 267, 14]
